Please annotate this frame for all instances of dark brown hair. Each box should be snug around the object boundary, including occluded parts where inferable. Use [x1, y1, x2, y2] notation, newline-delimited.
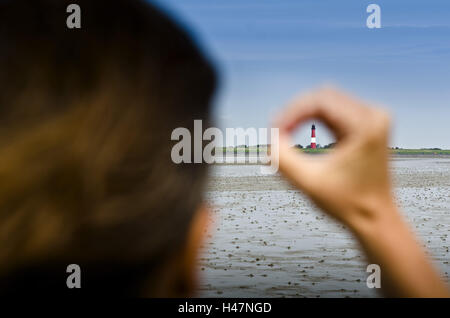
[0, 0, 216, 295]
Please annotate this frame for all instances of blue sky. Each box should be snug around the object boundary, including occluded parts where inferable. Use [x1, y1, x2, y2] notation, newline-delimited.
[152, 0, 450, 148]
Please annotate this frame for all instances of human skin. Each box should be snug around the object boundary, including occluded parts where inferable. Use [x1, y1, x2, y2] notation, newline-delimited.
[273, 87, 449, 297]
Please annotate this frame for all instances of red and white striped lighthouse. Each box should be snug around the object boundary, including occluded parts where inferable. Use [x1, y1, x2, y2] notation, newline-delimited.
[310, 124, 316, 149]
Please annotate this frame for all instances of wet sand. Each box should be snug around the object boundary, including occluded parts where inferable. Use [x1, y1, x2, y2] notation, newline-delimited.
[198, 157, 450, 297]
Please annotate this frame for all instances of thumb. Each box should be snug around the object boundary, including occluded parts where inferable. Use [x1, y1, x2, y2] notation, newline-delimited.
[277, 131, 318, 191]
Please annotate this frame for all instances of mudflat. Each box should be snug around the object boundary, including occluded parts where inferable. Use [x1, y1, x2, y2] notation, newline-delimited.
[198, 157, 450, 297]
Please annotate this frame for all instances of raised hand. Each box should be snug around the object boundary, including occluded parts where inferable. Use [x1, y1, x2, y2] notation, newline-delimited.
[273, 87, 449, 297]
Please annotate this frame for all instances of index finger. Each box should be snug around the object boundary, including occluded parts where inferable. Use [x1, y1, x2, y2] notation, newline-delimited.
[273, 87, 370, 140]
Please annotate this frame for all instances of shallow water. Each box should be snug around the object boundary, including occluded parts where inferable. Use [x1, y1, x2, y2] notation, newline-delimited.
[198, 157, 450, 297]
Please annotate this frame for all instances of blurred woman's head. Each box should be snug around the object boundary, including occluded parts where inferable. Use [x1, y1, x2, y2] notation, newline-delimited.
[0, 0, 216, 296]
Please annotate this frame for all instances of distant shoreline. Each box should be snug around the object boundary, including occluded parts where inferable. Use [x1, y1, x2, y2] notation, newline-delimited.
[214, 147, 450, 156]
[209, 149, 450, 165]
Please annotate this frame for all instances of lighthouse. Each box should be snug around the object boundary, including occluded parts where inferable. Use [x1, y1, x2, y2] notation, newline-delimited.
[310, 124, 316, 149]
